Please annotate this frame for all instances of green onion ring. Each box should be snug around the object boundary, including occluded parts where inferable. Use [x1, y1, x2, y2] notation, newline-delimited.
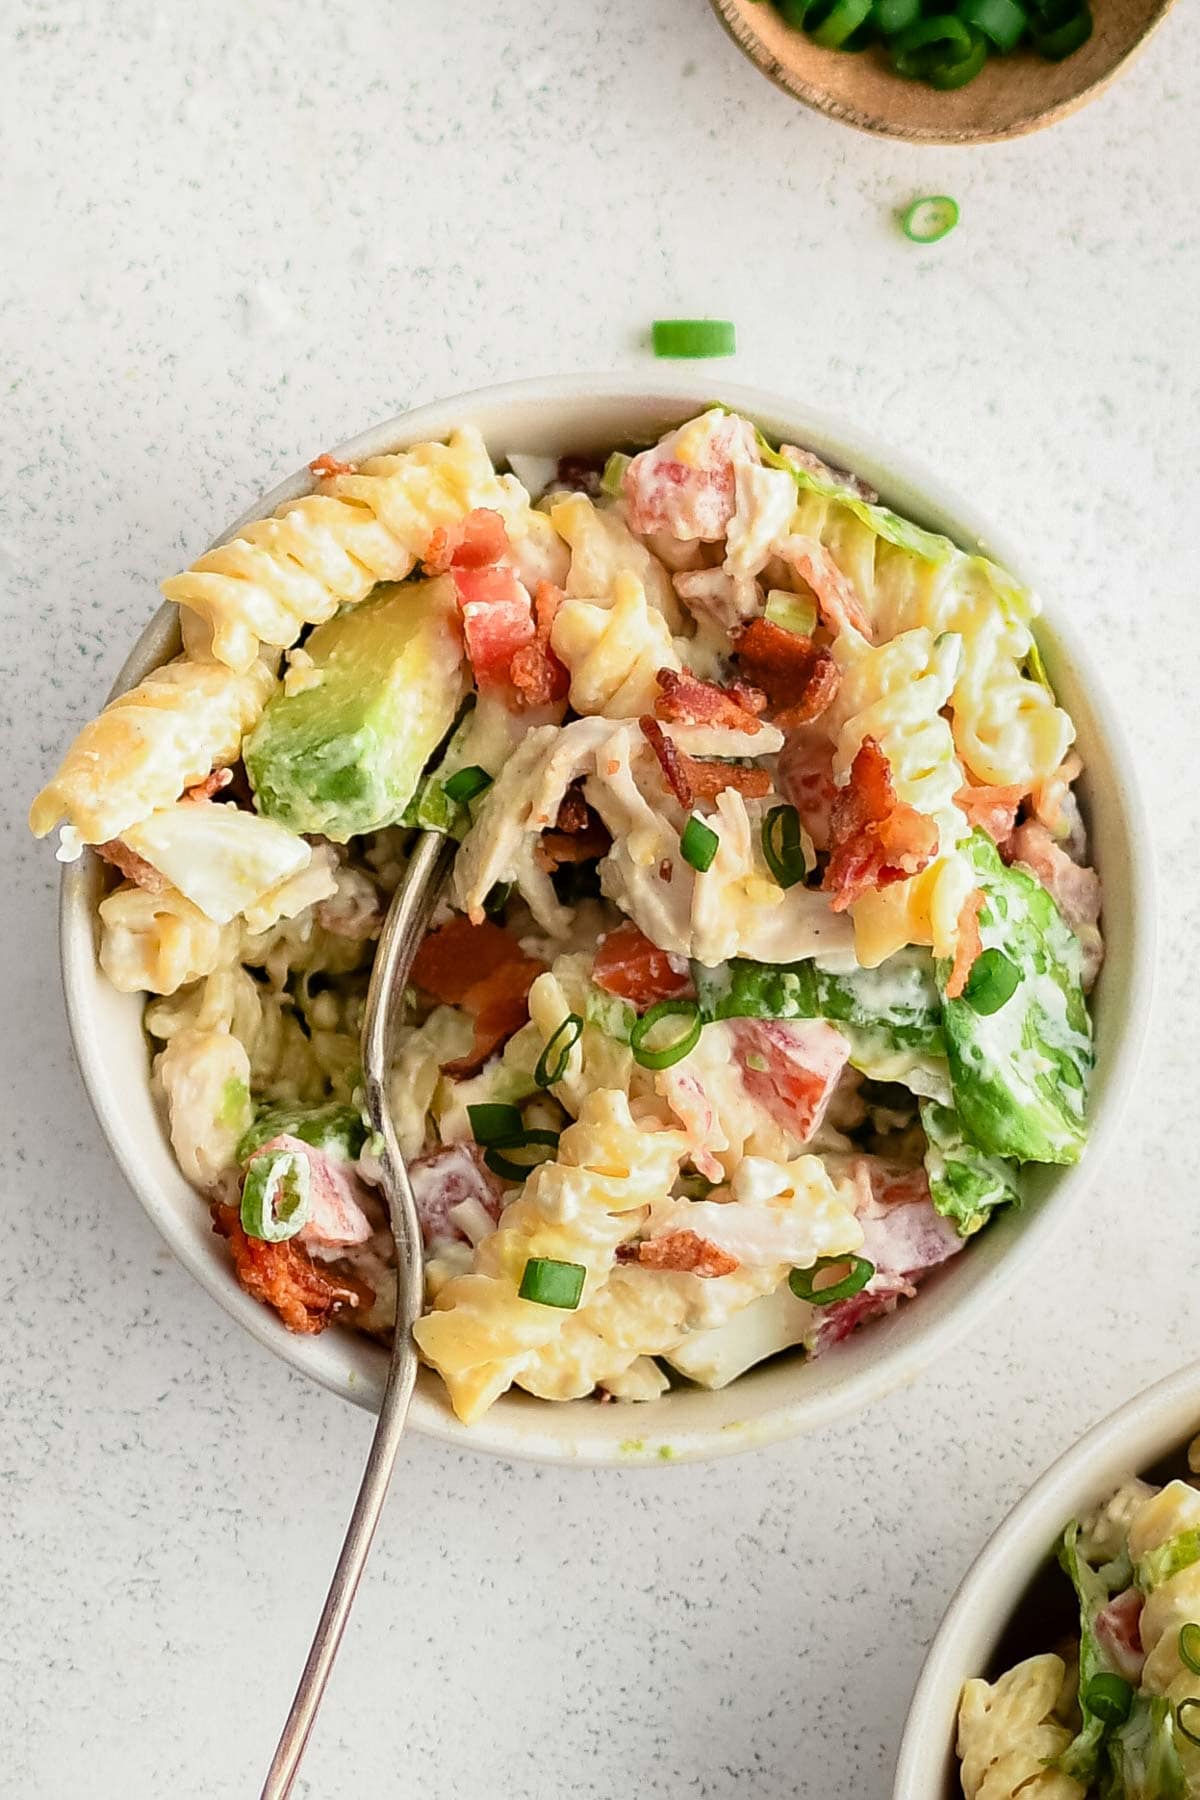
[534, 1014, 584, 1089]
[1029, 4, 1091, 56]
[467, 1102, 524, 1146]
[680, 814, 720, 872]
[789, 1254, 875, 1305]
[1084, 1673, 1133, 1727]
[483, 1130, 561, 1183]
[900, 196, 961, 243]
[443, 765, 492, 806]
[871, 0, 921, 33]
[630, 999, 703, 1071]
[962, 947, 1021, 1016]
[651, 320, 737, 360]
[240, 1148, 312, 1243]
[809, 0, 873, 47]
[762, 804, 808, 889]
[518, 1257, 586, 1309]
[1180, 1624, 1200, 1676]
[957, 0, 1027, 50]
[1177, 1698, 1200, 1748]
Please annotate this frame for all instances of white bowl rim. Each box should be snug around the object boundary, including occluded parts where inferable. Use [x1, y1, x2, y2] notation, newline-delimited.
[893, 1357, 1200, 1799]
[57, 370, 1156, 1467]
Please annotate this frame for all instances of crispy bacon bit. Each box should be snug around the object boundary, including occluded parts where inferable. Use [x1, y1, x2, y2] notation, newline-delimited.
[425, 506, 511, 574]
[632, 1230, 739, 1278]
[181, 767, 234, 804]
[944, 888, 985, 1001]
[213, 1203, 371, 1335]
[95, 839, 168, 894]
[781, 539, 874, 641]
[510, 580, 569, 708]
[678, 756, 772, 802]
[955, 779, 1028, 848]
[824, 738, 939, 912]
[732, 618, 841, 728]
[555, 785, 591, 835]
[653, 667, 765, 733]
[309, 452, 357, 479]
[639, 716, 693, 807]
[659, 859, 673, 882]
[534, 820, 611, 872]
[412, 915, 546, 1076]
[593, 919, 692, 1010]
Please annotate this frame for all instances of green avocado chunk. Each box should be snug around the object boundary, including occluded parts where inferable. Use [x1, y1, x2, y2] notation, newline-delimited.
[244, 576, 467, 841]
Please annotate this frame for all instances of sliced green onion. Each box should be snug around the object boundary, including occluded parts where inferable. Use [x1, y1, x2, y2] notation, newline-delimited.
[484, 880, 513, 919]
[789, 1254, 875, 1305]
[893, 14, 970, 62]
[534, 1014, 584, 1088]
[630, 999, 703, 1071]
[808, 0, 872, 47]
[1178, 1698, 1200, 1748]
[1085, 1673, 1133, 1727]
[928, 28, 988, 86]
[899, 195, 961, 243]
[1179, 1624, 1200, 1676]
[519, 1256, 586, 1310]
[680, 814, 720, 873]
[962, 948, 1021, 1016]
[764, 589, 818, 638]
[652, 320, 737, 360]
[1029, 3, 1091, 56]
[957, 0, 1027, 50]
[762, 804, 808, 890]
[777, 0, 817, 21]
[443, 765, 492, 806]
[241, 1148, 311, 1243]
[601, 452, 631, 498]
[484, 1130, 561, 1182]
[467, 1102, 524, 1146]
[872, 0, 921, 32]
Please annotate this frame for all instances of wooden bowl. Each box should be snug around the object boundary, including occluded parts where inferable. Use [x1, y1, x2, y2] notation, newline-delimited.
[709, 0, 1176, 142]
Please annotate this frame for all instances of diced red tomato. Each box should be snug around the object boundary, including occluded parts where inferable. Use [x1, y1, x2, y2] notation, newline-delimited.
[727, 1018, 850, 1141]
[1095, 1588, 1145, 1684]
[592, 920, 692, 1011]
[407, 1143, 504, 1249]
[455, 564, 537, 691]
[412, 915, 546, 1076]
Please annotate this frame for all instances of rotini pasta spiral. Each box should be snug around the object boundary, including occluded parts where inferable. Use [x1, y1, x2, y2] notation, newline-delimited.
[153, 1027, 253, 1189]
[1128, 1481, 1200, 1786]
[99, 881, 239, 996]
[548, 491, 684, 630]
[957, 1656, 1083, 1800]
[550, 570, 682, 717]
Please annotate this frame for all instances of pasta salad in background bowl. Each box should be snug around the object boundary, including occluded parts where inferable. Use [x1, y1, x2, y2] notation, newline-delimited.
[894, 1362, 1200, 1800]
[42, 375, 1150, 1463]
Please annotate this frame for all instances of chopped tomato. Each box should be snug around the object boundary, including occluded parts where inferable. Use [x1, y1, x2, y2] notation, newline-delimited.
[455, 564, 537, 690]
[412, 915, 545, 1075]
[592, 919, 692, 1011]
[622, 413, 755, 540]
[1094, 1588, 1145, 1685]
[425, 506, 511, 574]
[727, 1018, 849, 1141]
[824, 737, 938, 911]
[212, 1203, 372, 1335]
[445, 957, 544, 1078]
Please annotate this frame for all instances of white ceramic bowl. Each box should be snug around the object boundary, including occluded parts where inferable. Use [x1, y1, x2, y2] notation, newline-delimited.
[59, 374, 1153, 1465]
[894, 1359, 1200, 1798]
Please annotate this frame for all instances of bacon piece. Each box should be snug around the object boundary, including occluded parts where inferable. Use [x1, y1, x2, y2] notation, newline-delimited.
[95, 839, 169, 894]
[678, 757, 772, 802]
[639, 716, 693, 807]
[407, 1142, 504, 1248]
[556, 786, 591, 835]
[824, 738, 939, 912]
[593, 919, 692, 1010]
[182, 767, 234, 804]
[955, 779, 1028, 848]
[732, 618, 841, 727]
[1094, 1588, 1145, 1685]
[653, 667, 765, 734]
[510, 579, 569, 707]
[629, 1230, 739, 1278]
[727, 1018, 850, 1141]
[777, 727, 837, 851]
[309, 452, 357, 479]
[251, 1133, 375, 1250]
[212, 1203, 371, 1335]
[535, 820, 611, 872]
[780, 538, 873, 641]
[412, 916, 546, 1075]
[944, 888, 985, 1002]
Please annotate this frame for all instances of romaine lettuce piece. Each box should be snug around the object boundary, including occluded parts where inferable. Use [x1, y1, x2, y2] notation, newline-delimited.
[1102, 1696, 1186, 1800]
[937, 831, 1092, 1165]
[1054, 1522, 1132, 1785]
[237, 1100, 366, 1165]
[920, 1100, 1020, 1236]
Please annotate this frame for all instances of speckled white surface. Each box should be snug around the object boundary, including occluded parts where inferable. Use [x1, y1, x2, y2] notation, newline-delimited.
[2, 3, 1197, 1795]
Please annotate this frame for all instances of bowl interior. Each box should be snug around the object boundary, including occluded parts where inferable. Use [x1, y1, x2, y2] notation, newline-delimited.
[709, 0, 1174, 144]
[60, 375, 1151, 1465]
[893, 1360, 1200, 1798]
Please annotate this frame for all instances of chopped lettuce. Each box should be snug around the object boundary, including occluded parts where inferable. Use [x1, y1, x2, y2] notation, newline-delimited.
[937, 831, 1092, 1165]
[237, 1100, 367, 1165]
[1134, 1527, 1200, 1595]
[920, 1100, 1020, 1237]
[1102, 1697, 1186, 1800]
[1054, 1522, 1131, 1785]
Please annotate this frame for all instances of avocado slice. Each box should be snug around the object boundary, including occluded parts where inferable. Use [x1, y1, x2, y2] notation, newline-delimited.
[244, 576, 467, 841]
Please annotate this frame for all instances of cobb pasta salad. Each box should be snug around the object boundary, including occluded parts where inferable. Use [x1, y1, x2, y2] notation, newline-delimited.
[958, 1466, 1200, 1799]
[31, 406, 1103, 1425]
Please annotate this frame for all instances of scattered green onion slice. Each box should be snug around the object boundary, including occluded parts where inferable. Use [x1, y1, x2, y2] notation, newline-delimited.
[1178, 1698, 1200, 1748]
[789, 1255, 875, 1305]
[601, 452, 631, 498]
[680, 814, 720, 873]
[1085, 1673, 1133, 1727]
[630, 999, 703, 1071]
[652, 320, 737, 360]
[764, 588, 818, 638]
[484, 880, 513, 919]
[762, 804, 808, 890]
[808, 0, 872, 47]
[900, 195, 961, 244]
[443, 765, 492, 806]
[928, 28, 988, 86]
[957, 0, 1027, 51]
[962, 948, 1021, 1016]
[871, 0, 921, 33]
[241, 1148, 312, 1243]
[1029, 3, 1091, 56]
[1180, 1624, 1200, 1676]
[519, 1256, 586, 1310]
[467, 1102, 524, 1146]
[777, 0, 816, 21]
[534, 1014, 584, 1088]
[483, 1130, 562, 1183]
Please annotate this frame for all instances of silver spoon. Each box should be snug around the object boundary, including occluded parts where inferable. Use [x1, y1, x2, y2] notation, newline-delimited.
[260, 829, 456, 1800]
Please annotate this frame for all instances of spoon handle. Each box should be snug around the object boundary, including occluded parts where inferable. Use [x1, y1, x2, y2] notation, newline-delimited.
[259, 832, 455, 1800]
